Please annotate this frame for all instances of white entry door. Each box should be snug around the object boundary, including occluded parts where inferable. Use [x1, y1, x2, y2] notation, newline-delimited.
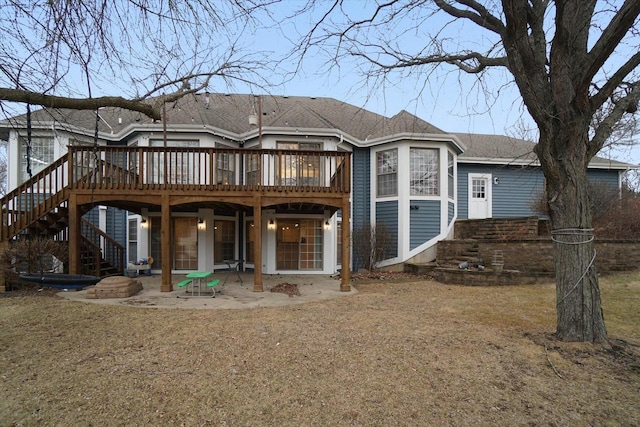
[468, 174, 492, 219]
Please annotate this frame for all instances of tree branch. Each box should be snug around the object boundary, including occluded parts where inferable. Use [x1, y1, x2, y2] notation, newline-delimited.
[0, 88, 162, 120]
[433, 0, 505, 35]
[590, 51, 640, 112]
[590, 81, 640, 157]
[351, 49, 508, 73]
[501, 0, 552, 126]
[581, 0, 640, 91]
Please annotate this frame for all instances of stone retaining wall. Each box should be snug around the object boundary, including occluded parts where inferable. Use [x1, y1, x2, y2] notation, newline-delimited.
[437, 239, 640, 274]
[454, 217, 542, 239]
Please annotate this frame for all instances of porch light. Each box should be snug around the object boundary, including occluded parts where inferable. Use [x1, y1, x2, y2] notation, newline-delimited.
[198, 218, 205, 230]
[324, 220, 331, 230]
[140, 218, 147, 228]
[268, 218, 276, 230]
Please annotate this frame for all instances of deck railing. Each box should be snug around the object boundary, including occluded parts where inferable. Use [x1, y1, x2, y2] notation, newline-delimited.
[0, 147, 350, 242]
[68, 146, 351, 193]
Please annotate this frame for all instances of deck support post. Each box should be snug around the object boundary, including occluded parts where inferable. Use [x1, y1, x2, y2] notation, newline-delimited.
[160, 194, 172, 292]
[0, 240, 7, 292]
[253, 195, 263, 292]
[341, 195, 351, 292]
[68, 193, 81, 275]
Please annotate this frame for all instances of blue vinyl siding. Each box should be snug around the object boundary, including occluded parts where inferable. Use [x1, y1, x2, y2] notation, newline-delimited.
[457, 164, 545, 219]
[458, 164, 621, 219]
[410, 200, 440, 250]
[587, 169, 620, 188]
[376, 201, 398, 258]
[82, 206, 126, 247]
[106, 207, 127, 249]
[352, 147, 370, 232]
[448, 201, 455, 226]
[83, 207, 100, 226]
[17, 193, 51, 210]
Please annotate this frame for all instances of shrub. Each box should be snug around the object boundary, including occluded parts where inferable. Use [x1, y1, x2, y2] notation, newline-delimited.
[594, 197, 640, 239]
[530, 180, 622, 225]
[531, 180, 640, 239]
[351, 223, 393, 272]
[0, 238, 68, 290]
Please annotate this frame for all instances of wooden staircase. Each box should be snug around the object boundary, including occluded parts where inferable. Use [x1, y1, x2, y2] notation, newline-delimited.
[0, 153, 124, 288]
[80, 219, 124, 277]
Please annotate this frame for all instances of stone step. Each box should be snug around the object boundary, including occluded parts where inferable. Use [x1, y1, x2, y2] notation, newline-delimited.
[404, 262, 438, 275]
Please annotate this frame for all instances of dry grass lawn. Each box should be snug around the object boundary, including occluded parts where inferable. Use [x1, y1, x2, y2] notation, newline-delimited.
[1, 272, 639, 426]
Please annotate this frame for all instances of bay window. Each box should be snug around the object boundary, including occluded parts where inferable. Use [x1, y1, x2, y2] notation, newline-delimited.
[377, 148, 398, 197]
[410, 148, 439, 196]
[448, 151, 455, 199]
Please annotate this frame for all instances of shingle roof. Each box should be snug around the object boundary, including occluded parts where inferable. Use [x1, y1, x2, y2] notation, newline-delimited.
[0, 94, 634, 170]
[0, 94, 446, 142]
[455, 133, 538, 162]
[456, 132, 634, 169]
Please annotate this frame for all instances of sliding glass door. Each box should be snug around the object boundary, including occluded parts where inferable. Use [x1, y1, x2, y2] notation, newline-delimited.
[276, 219, 323, 270]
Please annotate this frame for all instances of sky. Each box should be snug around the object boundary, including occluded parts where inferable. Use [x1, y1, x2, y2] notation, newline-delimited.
[2, 0, 638, 167]
[246, 1, 538, 139]
[235, 0, 640, 167]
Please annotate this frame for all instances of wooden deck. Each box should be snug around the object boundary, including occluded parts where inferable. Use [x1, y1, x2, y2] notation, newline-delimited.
[0, 146, 352, 293]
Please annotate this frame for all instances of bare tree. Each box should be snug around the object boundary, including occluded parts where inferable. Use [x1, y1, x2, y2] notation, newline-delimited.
[0, 0, 275, 120]
[294, 0, 640, 343]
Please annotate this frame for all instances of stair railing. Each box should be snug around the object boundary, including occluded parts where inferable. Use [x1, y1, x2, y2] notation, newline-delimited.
[81, 218, 125, 276]
[80, 236, 102, 276]
[0, 154, 70, 241]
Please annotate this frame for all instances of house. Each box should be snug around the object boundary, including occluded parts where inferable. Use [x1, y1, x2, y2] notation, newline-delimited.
[454, 133, 626, 221]
[0, 94, 631, 292]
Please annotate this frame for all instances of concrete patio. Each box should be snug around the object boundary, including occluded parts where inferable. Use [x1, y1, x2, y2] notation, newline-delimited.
[57, 272, 356, 309]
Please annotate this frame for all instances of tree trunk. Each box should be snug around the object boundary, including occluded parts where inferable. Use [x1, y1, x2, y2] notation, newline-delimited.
[537, 127, 609, 343]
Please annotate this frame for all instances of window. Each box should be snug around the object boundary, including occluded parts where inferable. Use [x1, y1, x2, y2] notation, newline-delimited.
[149, 140, 199, 184]
[173, 217, 198, 270]
[214, 220, 235, 263]
[20, 137, 54, 183]
[410, 148, 439, 196]
[276, 142, 322, 186]
[472, 178, 486, 199]
[216, 151, 236, 185]
[128, 219, 138, 263]
[69, 142, 95, 183]
[299, 219, 323, 270]
[245, 154, 259, 185]
[245, 221, 254, 263]
[377, 149, 398, 197]
[148, 217, 199, 270]
[448, 151, 455, 199]
[150, 218, 162, 270]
